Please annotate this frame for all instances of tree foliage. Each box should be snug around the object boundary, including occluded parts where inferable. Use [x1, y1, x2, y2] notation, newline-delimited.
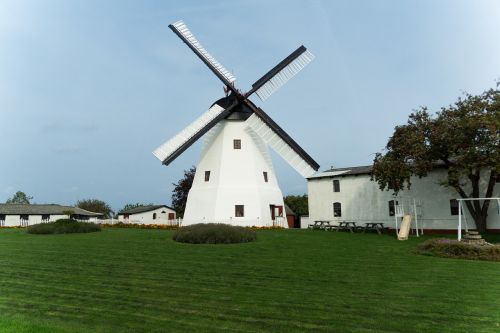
[372, 87, 499, 232]
[171, 166, 196, 218]
[6, 191, 33, 204]
[284, 194, 309, 216]
[76, 199, 113, 219]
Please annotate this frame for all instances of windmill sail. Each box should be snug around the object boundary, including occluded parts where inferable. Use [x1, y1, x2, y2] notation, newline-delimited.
[153, 103, 233, 165]
[245, 112, 318, 178]
[248, 46, 314, 101]
[169, 20, 236, 87]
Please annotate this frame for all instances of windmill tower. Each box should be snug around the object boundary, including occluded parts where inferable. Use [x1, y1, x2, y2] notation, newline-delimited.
[153, 21, 319, 227]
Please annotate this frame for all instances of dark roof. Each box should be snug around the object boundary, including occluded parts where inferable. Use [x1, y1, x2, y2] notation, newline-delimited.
[284, 203, 296, 216]
[327, 165, 373, 176]
[307, 160, 452, 180]
[118, 205, 175, 215]
[0, 204, 103, 216]
[307, 165, 373, 180]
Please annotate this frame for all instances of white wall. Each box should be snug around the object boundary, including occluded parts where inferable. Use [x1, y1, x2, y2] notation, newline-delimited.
[307, 169, 500, 230]
[183, 120, 286, 227]
[118, 207, 176, 225]
[0, 214, 99, 227]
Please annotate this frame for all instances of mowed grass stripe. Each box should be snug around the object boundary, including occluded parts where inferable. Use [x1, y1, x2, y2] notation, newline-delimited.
[0, 229, 499, 332]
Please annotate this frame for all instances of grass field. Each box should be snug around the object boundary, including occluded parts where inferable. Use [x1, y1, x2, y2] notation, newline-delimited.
[0, 229, 499, 333]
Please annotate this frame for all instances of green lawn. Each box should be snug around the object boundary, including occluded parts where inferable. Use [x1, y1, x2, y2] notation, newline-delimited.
[0, 229, 499, 333]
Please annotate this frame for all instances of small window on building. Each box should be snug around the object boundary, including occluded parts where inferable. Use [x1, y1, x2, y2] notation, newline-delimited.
[450, 199, 460, 216]
[41, 214, 50, 222]
[333, 202, 342, 217]
[153, 213, 157, 220]
[0, 214, 5, 226]
[235, 205, 244, 217]
[124, 213, 130, 220]
[263, 171, 268, 182]
[388, 200, 399, 217]
[205, 171, 211, 182]
[233, 139, 241, 149]
[333, 179, 340, 192]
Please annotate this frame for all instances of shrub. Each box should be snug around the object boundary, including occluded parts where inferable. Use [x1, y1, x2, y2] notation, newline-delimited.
[173, 223, 257, 244]
[27, 219, 101, 234]
[417, 238, 500, 262]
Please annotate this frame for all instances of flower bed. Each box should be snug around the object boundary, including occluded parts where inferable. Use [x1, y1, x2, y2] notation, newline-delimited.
[417, 238, 500, 261]
[99, 222, 179, 230]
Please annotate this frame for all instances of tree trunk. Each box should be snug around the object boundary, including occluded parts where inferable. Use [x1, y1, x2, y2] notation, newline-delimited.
[474, 213, 488, 233]
[453, 170, 496, 234]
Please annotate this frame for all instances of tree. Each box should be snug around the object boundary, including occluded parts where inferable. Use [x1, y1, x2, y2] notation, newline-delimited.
[76, 199, 113, 219]
[118, 203, 154, 213]
[6, 191, 33, 204]
[62, 209, 75, 219]
[284, 194, 309, 216]
[372, 87, 499, 232]
[171, 166, 196, 218]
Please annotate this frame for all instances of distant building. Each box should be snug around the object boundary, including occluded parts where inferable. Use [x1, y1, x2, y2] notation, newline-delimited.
[284, 203, 297, 228]
[306, 165, 499, 232]
[0, 204, 103, 227]
[117, 205, 176, 225]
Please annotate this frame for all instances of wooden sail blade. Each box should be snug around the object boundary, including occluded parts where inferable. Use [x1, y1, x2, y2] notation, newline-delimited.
[247, 46, 314, 101]
[169, 20, 236, 88]
[153, 103, 235, 165]
[245, 112, 319, 178]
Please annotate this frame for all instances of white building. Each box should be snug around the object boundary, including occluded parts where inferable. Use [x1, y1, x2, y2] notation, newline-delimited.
[0, 204, 103, 227]
[117, 205, 177, 225]
[307, 166, 500, 232]
[182, 120, 286, 227]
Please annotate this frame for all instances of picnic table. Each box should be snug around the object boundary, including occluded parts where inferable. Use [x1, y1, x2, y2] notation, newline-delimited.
[337, 221, 358, 233]
[363, 222, 386, 235]
[308, 220, 336, 231]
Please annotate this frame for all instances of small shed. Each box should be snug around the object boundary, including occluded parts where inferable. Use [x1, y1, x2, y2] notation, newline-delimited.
[117, 205, 176, 225]
[284, 204, 297, 228]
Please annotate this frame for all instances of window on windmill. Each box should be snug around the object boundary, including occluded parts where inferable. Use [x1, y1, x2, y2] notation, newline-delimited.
[205, 170, 211, 182]
[450, 199, 460, 216]
[333, 202, 342, 217]
[388, 200, 398, 216]
[263, 171, 268, 182]
[333, 179, 340, 192]
[233, 139, 241, 149]
[235, 205, 244, 217]
[153, 213, 157, 220]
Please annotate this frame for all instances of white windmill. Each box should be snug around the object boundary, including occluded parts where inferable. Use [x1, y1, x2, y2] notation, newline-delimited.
[153, 20, 319, 227]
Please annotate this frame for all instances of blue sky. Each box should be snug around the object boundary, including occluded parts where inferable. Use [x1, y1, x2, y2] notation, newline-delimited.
[1, 0, 499, 212]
